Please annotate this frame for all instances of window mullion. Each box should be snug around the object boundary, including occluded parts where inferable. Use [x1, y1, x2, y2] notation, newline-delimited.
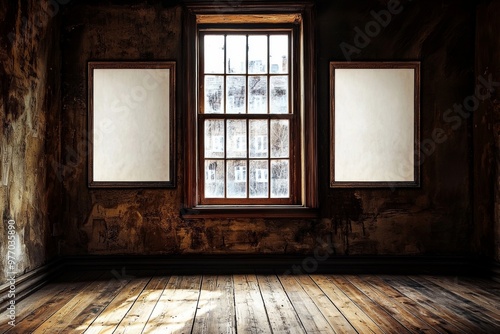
[267, 34, 270, 115]
[267, 34, 271, 199]
[246, 119, 249, 199]
[246, 34, 250, 199]
[224, 118, 227, 199]
[245, 34, 249, 115]
[223, 34, 227, 199]
[223, 34, 227, 115]
[288, 30, 292, 201]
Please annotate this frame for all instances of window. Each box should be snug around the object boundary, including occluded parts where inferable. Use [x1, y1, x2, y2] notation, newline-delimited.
[184, 3, 317, 218]
[201, 31, 295, 204]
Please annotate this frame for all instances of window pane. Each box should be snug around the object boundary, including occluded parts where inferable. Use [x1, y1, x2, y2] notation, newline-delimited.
[270, 35, 288, 74]
[226, 76, 246, 114]
[205, 160, 224, 198]
[249, 120, 268, 158]
[271, 159, 289, 198]
[205, 119, 224, 158]
[271, 119, 289, 158]
[250, 160, 268, 198]
[248, 76, 267, 114]
[204, 35, 225, 74]
[226, 35, 246, 74]
[227, 160, 247, 198]
[198, 29, 297, 204]
[270, 76, 288, 114]
[227, 119, 247, 158]
[248, 35, 267, 74]
[204, 76, 224, 113]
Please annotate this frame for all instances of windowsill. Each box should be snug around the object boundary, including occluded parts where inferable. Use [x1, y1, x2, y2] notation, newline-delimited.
[181, 205, 318, 219]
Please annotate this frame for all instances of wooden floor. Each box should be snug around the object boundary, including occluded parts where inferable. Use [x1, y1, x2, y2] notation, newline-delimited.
[1, 270, 499, 333]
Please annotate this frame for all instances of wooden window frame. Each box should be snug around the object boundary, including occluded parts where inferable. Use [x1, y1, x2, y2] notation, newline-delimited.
[183, 2, 317, 219]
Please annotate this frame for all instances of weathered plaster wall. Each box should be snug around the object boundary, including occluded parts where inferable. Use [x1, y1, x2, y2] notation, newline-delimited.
[475, 0, 500, 262]
[0, 0, 62, 284]
[60, 0, 475, 256]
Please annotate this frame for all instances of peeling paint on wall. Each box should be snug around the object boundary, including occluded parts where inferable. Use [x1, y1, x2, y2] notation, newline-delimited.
[0, 0, 62, 285]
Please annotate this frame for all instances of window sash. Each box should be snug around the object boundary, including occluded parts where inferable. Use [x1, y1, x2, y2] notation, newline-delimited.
[199, 30, 293, 115]
[197, 27, 300, 205]
[198, 115, 298, 205]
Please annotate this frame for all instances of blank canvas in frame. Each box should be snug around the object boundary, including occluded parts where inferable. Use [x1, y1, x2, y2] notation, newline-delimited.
[88, 62, 176, 188]
[330, 62, 420, 187]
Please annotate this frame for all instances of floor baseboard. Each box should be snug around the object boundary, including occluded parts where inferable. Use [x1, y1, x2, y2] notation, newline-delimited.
[0, 259, 64, 311]
[62, 254, 491, 276]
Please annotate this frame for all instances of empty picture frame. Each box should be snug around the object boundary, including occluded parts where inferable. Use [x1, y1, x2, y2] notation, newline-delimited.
[88, 61, 176, 188]
[330, 61, 420, 188]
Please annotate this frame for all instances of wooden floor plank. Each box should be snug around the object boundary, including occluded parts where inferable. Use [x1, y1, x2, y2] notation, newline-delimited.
[368, 275, 466, 333]
[311, 275, 383, 334]
[327, 276, 411, 333]
[191, 275, 236, 334]
[113, 274, 171, 334]
[83, 275, 152, 334]
[459, 276, 500, 295]
[33, 270, 137, 333]
[346, 275, 441, 334]
[294, 275, 356, 334]
[3, 272, 500, 334]
[420, 275, 500, 320]
[0, 272, 77, 333]
[409, 276, 500, 329]
[0, 271, 103, 334]
[257, 275, 306, 334]
[143, 275, 202, 334]
[378, 275, 477, 334]
[233, 274, 272, 334]
[278, 275, 335, 333]
[381, 275, 499, 333]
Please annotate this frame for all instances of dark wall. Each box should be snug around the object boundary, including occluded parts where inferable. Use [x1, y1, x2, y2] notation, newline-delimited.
[475, 0, 500, 262]
[59, 0, 476, 257]
[317, 0, 475, 255]
[0, 0, 62, 285]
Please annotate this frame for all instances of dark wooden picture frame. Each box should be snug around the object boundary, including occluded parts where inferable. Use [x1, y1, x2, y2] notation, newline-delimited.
[330, 61, 420, 188]
[88, 61, 176, 188]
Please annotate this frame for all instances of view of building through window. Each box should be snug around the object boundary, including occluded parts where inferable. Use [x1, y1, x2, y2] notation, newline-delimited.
[201, 33, 292, 200]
